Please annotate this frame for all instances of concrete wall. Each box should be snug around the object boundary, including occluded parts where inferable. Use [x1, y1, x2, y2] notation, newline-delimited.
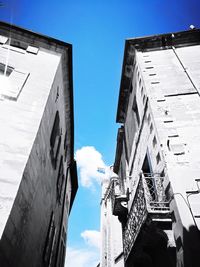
[0, 41, 60, 238]
[100, 179, 124, 267]
[120, 44, 200, 266]
[0, 30, 73, 267]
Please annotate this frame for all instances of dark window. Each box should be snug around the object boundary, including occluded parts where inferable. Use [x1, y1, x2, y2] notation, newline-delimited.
[147, 114, 151, 124]
[153, 136, 157, 147]
[143, 95, 146, 104]
[132, 96, 140, 126]
[151, 81, 160, 84]
[150, 123, 153, 133]
[164, 120, 173, 123]
[57, 156, 64, 202]
[64, 130, 68, 161]
[10, 39, 28, 50]
[139, 78, 142, 87]
[0, 63, 13, 76]
[50, 111, 61, 169]
[156, 153, 161, 164]
[55, 86, 59, 102]
[141, 86, 144, 96]
[145, 66, 154, 69]
[43, 213, 56, 267]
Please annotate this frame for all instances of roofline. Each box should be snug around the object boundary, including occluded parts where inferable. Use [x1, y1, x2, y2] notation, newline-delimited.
[0, 20, 78, 203]
[0, 20, 72, 48]
[116, 28, 200, 123]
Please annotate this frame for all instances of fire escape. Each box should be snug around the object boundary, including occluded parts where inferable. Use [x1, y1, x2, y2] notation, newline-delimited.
[111, 172, 171, 262]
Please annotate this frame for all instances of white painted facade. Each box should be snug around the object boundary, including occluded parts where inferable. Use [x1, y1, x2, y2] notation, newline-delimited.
[100, 173, 124, 267]
[0, 38, 61, 238]
[114, 30, 200, 267]
[0, 22, 77, 267]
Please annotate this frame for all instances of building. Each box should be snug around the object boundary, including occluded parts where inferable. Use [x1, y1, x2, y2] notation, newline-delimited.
[100, 170, 124, 267]
[0, 21, 78, 267]
[111, 29, 200, 267]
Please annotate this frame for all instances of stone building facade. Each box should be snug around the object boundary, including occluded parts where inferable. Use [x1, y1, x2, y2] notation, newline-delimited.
[0, 21, 78, 267]
[100, 170, 124, 267]
[111, 29, 200, 267]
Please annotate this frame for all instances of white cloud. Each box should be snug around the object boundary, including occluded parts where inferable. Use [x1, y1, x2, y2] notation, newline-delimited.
[65, 247, 99, 267]
[75, 146, 109, 188]
[81, 230, 101, 249]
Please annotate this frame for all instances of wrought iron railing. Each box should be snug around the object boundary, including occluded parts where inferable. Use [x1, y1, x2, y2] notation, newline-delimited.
[123, 173, 170, 261]
[110, 178, 128, 219]
[142, 173, 170, 213]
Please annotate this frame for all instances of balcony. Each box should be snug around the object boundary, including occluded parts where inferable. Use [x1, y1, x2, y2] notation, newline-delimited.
[123, 173, 171, 261]
[110, 178, 128, 223]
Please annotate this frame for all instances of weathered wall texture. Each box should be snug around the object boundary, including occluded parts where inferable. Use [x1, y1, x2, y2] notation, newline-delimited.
[0, 42, 60, 239]
[0, 23, 76, 267]
[100, 179, 124, 267]
[115, 31, 200, 267]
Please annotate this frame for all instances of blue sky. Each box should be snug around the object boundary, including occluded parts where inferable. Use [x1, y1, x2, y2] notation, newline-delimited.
[1, 0, 200, 266]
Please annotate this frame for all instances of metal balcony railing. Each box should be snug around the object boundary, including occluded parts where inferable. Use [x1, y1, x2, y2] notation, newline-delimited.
[110, 178, 128, 218]
[123, 173, 170, 261]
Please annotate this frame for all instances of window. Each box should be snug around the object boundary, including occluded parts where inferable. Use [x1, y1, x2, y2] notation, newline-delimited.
[157, 99, 166, 102]
[132, 96, 140, 126]
[147, 114, 151, 124]
[64, 130, 68, 161]
[164, 120, 173, 123]
[0, 64, 29, 101]
[151, 81, 160, 84]
[141, 86, 144, 96]
[43, 213, 56, 267]
[10, 39, 28, 50]
[143, 95, 146, 104]
[0, 63, 13, 76]
[156, 153, 161, 164]
[50, 111, 61, 169]
[153, 136, 157, 147]
[139, 78, 142, 87]
[57, 156, 64, 202]
[150, 123, 153, 133]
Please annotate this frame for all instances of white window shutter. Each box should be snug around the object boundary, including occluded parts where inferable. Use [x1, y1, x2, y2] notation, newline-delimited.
[0, 35, 8, 44]
[1, 69, 29, 100]
[26, 45, 39, 54]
